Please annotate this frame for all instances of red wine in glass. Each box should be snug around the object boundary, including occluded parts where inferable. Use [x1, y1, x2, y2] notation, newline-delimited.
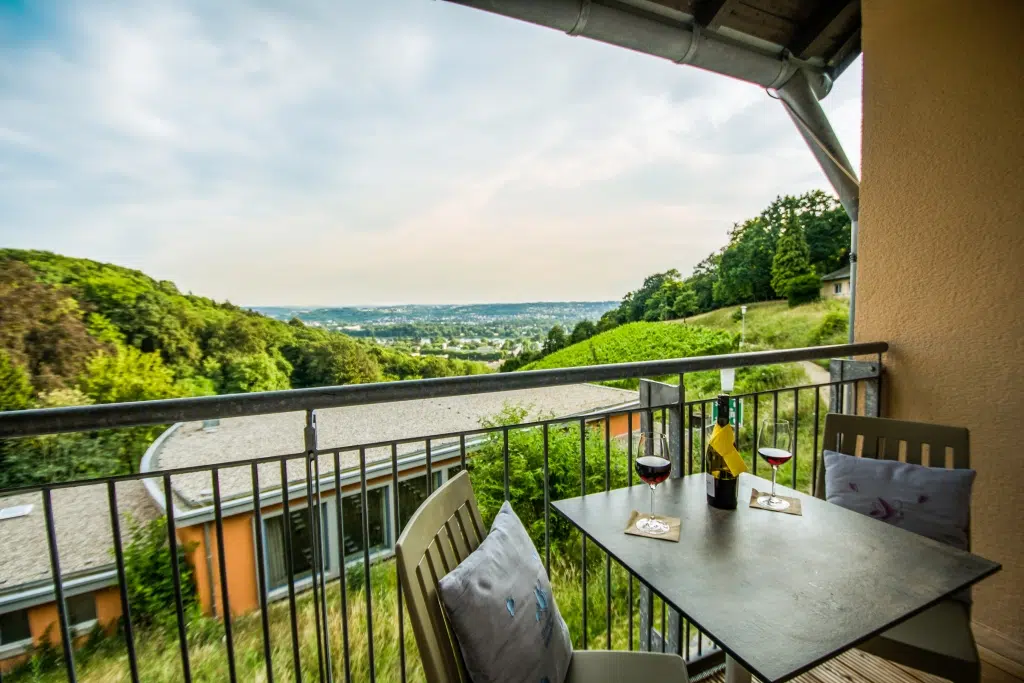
[633, 432, 671, 535]
[756, 419, 793, 510]
[758, 447, 793, 468]
[636, 456, 672, 486]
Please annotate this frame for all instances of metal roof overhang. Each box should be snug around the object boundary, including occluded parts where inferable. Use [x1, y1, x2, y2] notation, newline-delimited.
[443, 0, 863, 341]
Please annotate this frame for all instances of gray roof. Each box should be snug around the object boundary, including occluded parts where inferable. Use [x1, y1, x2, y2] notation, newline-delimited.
[151, 384, 636, 509]
[821, 265, 851, 281]
[0, 480, 159, 595]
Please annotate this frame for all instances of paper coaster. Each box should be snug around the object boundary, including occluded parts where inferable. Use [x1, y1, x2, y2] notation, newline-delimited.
[624, 510, 681, 542]
[749, 489, 803, 516]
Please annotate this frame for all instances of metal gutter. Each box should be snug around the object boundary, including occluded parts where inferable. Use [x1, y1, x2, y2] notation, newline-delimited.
[442, 0, 832, 98]
[0, 342, 888, 438]
[0, 569, 117, 613]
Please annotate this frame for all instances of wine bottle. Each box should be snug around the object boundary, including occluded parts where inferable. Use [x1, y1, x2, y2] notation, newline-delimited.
[705, 393, 740, 509]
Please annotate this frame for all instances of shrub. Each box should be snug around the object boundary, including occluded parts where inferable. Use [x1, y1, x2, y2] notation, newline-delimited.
[467, 407, 629, 557]
[809, 308, 848, 345]
[119, 515, 199, 628]
[786, 274, 821, 307]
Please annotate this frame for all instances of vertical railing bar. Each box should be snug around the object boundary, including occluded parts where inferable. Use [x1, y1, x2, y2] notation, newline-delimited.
[211, 468, 238, 682]
[280, 459, 303, 682]
[627, 411, 634, 486]
[876, 352, 884, 417]
[303, 444, 326, 683]
[312, 451, 334, 682]
[687, 404, 694, 475]
[543, 424, 551, 575]
[425, 438, 433, 495]
[677, 373, 685, 474]
[249, 464, 274, 683]
[752, 395, 759, 476]
[792, 389, 800, 489]
[164, 474, 193, 682]
[660, 600, 666, 653]
[604, 417, 611, 651]
[391, 444, 407, 683]
[42, 488, 77, 682]
[459, 433, 467, 470]
[660, 408, 666, 434]
[107, 482, 140, 683]
[332, 451, 352, 683]
[502, 427, 510, 501]
[700, 401, 708, 472]
[580, 417, 587, 650]
[772, 390, 779, 447]
[698, 630, 703, 656]
[812, 386, 821, 497]
[685, 620, 691, 661]
[359, 447, 377, 682]
[628, 570, 634, 651]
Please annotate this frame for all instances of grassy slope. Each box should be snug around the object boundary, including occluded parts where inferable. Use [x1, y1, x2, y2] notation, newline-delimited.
[682, 299, 848, 350]
[522, 322, 736, 371]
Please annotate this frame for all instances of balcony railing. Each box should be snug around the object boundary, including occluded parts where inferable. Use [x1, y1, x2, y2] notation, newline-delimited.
[0, 342, 886, 682]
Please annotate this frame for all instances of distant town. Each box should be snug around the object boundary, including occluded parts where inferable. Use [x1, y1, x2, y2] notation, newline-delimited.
[253, 301, 617, 366]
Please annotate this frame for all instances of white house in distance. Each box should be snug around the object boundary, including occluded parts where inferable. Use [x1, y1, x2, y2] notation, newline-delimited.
[821, 265, 851, 298]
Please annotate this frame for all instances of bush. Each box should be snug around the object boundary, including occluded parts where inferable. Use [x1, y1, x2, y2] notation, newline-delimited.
[467, 407, 629, 557]
[809, 308, 848, 345]
[786, 274, 821, 307]
[120, 515, 199, 628]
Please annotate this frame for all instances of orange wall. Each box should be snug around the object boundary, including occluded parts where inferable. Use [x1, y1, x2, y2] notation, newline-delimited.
[180, 515, 259, 618]
[859, 0, 1024, 645]
[1, 586, 122, 672]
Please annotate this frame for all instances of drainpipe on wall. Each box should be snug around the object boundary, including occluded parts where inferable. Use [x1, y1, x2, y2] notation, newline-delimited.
[776, 69, 860, 343]
[202, 522, 217, 618]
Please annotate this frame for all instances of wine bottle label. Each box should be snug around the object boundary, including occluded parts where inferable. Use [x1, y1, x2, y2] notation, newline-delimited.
[708, 424, 747, 476]
[706, 472, 715, 497]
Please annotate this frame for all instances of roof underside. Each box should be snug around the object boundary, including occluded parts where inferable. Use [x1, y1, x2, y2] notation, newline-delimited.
[635, 0, 861, 76]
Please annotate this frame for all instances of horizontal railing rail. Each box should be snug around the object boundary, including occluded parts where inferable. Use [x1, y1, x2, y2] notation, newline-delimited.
[0, 345, 886, 682]
[0, 342, 886, 437]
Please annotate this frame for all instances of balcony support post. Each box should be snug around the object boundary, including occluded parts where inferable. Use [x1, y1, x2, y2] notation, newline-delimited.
[829, 359, 882, 417]
[638, 380, 684, 655]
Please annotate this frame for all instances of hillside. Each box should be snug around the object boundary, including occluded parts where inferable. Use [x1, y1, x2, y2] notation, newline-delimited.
[682, 299, 848, 349]
[0, 250, 489, 489]
[522, 322, 736, 370]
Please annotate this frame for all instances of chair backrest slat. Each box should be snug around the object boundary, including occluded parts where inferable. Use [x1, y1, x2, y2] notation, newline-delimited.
[817, 413, 971, 497]
[396, 471, 486, 683]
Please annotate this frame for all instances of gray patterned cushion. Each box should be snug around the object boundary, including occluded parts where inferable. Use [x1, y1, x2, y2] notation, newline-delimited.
[438, 501, 572, 683]
[824, 450, 975, 550]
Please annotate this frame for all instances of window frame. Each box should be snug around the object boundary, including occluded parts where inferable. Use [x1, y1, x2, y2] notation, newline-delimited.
[260, 500, 333, 599]
[834, 282, 843, 294]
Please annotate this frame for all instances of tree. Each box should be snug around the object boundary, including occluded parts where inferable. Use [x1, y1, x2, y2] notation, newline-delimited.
[0, 350, 33, 412]
[79, 346, 182, 404]
[771, 215, 814, 298]
[569, 320, 597, 345]
[543, 325, 568, 354]
[672, 287, 699, 319]
[785, 273, 822, 307]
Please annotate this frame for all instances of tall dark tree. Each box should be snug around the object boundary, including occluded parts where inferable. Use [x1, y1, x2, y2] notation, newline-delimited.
[771, 215, 814, 296]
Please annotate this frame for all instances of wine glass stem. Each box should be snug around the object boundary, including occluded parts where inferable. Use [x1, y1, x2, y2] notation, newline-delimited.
[650, 485, 655, 520]
[771, 465, 778, 499]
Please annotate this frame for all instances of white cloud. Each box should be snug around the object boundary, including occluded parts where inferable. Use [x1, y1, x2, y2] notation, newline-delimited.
[0, 0, 862, 305]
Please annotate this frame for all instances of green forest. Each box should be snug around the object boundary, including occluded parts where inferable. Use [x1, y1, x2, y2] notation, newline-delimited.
[0, 250, 489, 489]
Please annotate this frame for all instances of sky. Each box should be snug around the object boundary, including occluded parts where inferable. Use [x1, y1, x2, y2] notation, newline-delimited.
[0, 0, 862, 306]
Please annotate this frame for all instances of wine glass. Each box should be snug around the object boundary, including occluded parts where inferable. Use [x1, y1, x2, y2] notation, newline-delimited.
[756, 419, 793, 510]
[633, 431, 672, 534]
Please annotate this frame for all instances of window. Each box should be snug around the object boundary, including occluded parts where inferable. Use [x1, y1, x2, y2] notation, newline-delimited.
[0, 609, 30, 646]
[834, 282, 843, 295]
[67, 593, 97, 626]
[398, 475, 430, 531]
[341, 488, 387, 559]
[264, 503, 329, 592]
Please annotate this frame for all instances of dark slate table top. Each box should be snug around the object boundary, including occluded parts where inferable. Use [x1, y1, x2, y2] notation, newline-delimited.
[552, 473, 1000, 683]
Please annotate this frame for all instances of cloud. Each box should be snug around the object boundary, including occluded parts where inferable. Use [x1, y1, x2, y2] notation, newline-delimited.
[0, 0, 862, 305]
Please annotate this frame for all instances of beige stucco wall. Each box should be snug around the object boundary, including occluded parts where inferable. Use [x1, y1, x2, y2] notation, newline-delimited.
[859, 0, 1024, 645]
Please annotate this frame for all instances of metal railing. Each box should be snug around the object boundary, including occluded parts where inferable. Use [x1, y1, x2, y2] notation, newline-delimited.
[0, 342, 886, 682]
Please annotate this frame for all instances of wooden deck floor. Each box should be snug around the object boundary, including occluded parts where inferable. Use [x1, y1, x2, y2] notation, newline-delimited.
[701, 648, 1024, 683]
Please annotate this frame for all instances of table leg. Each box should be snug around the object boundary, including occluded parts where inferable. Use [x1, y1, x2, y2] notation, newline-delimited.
[726, 654, 752, 683]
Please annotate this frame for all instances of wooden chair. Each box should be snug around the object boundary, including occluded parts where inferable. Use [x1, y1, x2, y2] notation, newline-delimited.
[395, 471, 689, 683]
[818, 414, 979, 683]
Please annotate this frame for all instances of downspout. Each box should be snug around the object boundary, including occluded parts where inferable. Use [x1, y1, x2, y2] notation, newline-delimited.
[776, 69, 860, 343]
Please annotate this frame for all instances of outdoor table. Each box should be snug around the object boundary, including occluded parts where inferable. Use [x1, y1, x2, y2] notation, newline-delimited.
[552, 473, 1000, 683]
